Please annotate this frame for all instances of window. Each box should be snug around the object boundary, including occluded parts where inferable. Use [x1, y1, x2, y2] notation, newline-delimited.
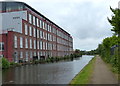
[25, 52, 28, 61]
[46, 42, 48, 50]
[0, 55, 4, 58]
[48, 34, 50, 41]
[45, 23, 47, 30]
[43, 42, 45, 50]
[40, 30, 43, 38]
[40, 41, 42, 50]
[40, 20, 42, 28]
[25, 38, 28, 48]
[14, 36, 17, 48]
[43, 21, 45, 29]
[34, 40, 36, 49]
[37, 29, 39, 38]
[20, 52, 23, 58]
[25, 24, 28, 35]
[49, 34, 51, 41]
[29, 26, 32, 36]
[30, 39, 32, 49]
[33, 16, 36, 25]
[46, 33, 47, 40]
[38, 52, 40, 60]
[47, 23, 49, 31]
[6, 7, 11, 12]
[37, 41, 39, 49]
[29, 14, 32, 24]
[37, 18, 39, 27]
[34, 52, 36, 56]
[0, 42, 4, 51]
[51, 35, 52, 41]
[49, 26, 51, 32]
[33, 28, 36, 37]
[20, 37, 23, 48]
[43, 32, 44, 39]
[30, 51, 33, 58]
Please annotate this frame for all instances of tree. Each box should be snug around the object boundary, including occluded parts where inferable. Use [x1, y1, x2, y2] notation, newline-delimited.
[108, 7, 120, 68]
[107, 7, 120, 36]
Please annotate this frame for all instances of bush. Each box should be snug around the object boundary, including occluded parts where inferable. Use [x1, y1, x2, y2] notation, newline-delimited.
[2, 57, 10, 69]
[0, 58, 2, 68]
[10, 62, 16, 66]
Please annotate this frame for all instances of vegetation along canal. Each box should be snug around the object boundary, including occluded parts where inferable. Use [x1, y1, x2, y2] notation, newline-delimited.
[2, 55, 94, 84]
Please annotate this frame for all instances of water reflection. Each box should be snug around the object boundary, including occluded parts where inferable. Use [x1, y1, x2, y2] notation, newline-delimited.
[2, 55, 94, 84]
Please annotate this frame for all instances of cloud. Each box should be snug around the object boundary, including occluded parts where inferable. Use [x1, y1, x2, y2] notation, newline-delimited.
[1, 0, 119, 50]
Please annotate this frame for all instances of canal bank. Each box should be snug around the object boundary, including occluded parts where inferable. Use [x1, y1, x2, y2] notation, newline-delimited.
[2, 55, 94, 84]
[70, 55, 118, 84]
[90, 56, 118, 84]
[69, 56, 96, 84]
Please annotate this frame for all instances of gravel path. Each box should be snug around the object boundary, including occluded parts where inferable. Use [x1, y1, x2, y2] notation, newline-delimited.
[90, 56, 118, 84]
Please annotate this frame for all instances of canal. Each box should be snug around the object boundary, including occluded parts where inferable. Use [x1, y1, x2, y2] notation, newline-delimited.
[2, 55, 94, 84]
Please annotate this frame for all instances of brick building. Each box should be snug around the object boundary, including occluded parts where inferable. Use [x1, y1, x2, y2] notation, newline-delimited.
[0, 1, 73, 63]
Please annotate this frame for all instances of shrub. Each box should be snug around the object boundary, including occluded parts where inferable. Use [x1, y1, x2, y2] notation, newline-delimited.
[2, 57, 10, 69]
[0, 58, 2, 68]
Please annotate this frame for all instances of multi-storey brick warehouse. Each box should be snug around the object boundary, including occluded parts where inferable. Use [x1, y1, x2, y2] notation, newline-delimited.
[0, 1, 73, 63]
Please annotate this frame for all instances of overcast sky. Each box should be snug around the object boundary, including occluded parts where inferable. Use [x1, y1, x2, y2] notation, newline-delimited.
[2, 0, 119, 50]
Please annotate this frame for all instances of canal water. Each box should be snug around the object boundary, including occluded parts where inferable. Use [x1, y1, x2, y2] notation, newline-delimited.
[2, 55, 94, 84]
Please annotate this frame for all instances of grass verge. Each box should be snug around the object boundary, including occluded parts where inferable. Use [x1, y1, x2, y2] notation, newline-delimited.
[69, 57, 96, 84]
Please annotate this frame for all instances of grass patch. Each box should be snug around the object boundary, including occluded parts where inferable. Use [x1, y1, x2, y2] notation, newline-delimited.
[69, 57, 96, 84]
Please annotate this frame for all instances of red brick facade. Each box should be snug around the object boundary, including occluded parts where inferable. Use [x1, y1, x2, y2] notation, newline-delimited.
[0, 2, 73, 63]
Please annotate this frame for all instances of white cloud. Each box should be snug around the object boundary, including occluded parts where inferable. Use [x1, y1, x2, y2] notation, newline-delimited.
[0, 0, 119, 50]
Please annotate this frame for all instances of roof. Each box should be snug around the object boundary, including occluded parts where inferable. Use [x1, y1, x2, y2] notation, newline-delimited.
[0, 1, 71, 36]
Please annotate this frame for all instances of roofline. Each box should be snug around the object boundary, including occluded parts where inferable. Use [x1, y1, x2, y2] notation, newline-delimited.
[0, 1, 71, 36]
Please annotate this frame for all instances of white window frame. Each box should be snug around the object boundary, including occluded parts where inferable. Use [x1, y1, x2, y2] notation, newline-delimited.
[25, 38, 28, 48]
[20, 37, 23, 48]
[37, 29, 39, 38]
[30, 51, 33, 58]
[43, 21, 45, 29]
[29, 14, 32, 24]
[34, 40, 36, 49]
[34, 52, 36, 56]
[33, 16, 36, 25]
[40, 20, 42, 28]
[40, 30, 43, 38]
[33, 28, 36, 37]
[20, 52, 23, 58]
[40, 41, 42, 50]
[25, 24, 28, 35]
[37, 41, 39, 49]
[30, 39, 32, 49]
[29, 26, 32, 36]
[37, 18, 39, 27]
[26, 52, 29, 61]
[14, 36, 17, 48]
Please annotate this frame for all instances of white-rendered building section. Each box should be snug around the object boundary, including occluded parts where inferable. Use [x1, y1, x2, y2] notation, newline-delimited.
[0, 11, 27, 34]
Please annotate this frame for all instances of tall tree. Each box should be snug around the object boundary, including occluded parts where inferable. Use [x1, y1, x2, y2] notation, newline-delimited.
[107, 7, 120, 36]
[108, 7, 120, 71]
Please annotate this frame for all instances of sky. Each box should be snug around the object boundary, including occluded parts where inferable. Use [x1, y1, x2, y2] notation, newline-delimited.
[2, 0, 119, 51]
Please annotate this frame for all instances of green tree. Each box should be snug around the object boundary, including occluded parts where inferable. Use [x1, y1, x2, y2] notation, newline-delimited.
[107, 7, 120, 36]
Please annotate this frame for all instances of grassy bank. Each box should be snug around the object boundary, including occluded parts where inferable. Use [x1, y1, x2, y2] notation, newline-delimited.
[69, 56, 96, 84]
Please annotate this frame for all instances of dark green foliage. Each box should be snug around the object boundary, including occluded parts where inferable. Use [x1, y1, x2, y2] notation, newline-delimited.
[107, 7, 120, 36]
[97, 35, 119, 73]
[2, 57, 10, 69]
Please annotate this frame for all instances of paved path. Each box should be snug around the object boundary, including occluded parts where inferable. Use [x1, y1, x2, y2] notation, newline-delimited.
[90, 56, 118, 84]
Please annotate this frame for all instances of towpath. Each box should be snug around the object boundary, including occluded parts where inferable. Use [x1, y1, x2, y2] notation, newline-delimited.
[90, 56, 118, 84]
